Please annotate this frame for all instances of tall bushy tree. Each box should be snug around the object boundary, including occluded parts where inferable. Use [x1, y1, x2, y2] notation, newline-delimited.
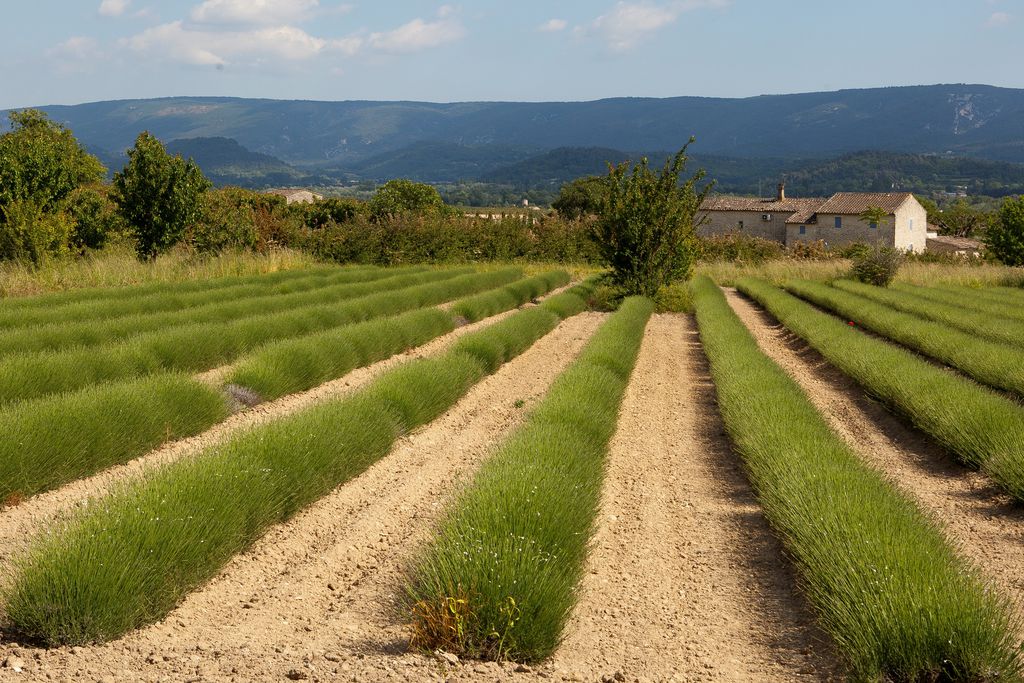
[985, 196, 1024, 266]
[114, 132, 211, 259]
[0, 109, 105, 214]
[0, 110, 105, 264]
[593, 139, 711, 296]
[368, 179, 446, 220]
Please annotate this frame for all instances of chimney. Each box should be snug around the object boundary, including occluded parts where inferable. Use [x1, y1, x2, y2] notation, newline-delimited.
[776, 182, 786, 202]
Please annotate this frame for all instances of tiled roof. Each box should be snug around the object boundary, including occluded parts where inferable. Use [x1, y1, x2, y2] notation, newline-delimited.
[927, 235, 983, 250]
[701, 196, 824, 213]
[814, 192, 914, 215]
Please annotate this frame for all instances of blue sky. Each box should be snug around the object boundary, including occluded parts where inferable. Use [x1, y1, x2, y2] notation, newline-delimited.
[2, 0, 1021, 109]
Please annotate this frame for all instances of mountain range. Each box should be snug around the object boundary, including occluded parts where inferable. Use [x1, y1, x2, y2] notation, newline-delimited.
[6, 84, 1024, 196]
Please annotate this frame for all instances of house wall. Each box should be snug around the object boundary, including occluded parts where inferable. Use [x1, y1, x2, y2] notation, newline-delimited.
[698, 210, 789, 242]
[785, 215, 896, 249]
[892, 200, 928, 253]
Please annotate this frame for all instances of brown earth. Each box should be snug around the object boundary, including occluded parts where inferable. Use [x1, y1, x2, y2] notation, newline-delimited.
[724, 288, 1024, 637]
[549, 314, 838, 682]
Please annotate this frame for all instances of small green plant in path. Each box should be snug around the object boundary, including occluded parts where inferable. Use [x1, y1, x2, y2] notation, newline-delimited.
[593, 139, 711, 296]
[693, 276, 1020, 681]
[3, 285, 593, 645]
[410, 297, 654, 662]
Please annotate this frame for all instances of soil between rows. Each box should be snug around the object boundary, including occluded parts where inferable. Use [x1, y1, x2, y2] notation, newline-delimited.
[724, 288, 1024, 640]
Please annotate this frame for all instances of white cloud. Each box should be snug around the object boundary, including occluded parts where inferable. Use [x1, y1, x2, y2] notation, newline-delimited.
[48, 37, 104, 73]
[585, 0, 728, 51]
[122, 21, 328, 66]
[367, 7, 465, 53]
[190, 0, 321, 26]
[98, 0, 131, 17]
[986, 11, 1012, 26]
[538, 18, 568, 32]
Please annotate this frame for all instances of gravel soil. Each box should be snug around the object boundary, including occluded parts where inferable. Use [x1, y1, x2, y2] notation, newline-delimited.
[725, 288, 1024, 638]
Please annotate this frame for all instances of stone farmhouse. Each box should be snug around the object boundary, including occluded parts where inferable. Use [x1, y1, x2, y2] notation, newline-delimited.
[699, 185, 929, 253]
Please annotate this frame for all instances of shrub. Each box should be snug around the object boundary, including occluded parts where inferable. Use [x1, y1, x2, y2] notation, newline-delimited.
[849, 244, 904, 286]
[694, 233, 784, 263]
[191, 187, 259, 254]
[985, 195, 1024, 266]
[409, 298, 654, 661]
[594, 140, 711, 295]
[0, 199, 73, 265]
[63, 185, 127, 252]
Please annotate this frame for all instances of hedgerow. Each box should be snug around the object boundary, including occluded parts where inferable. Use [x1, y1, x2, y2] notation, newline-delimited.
[3, 286, 588, 645]
[0, 268, 518, 406]
[694, 276, 1020, 681]
[228, 271, 570, 400]
[0, 264, 345, 324]
[449, 270, 570, 323]
[786, 280, 1024, 397]
[738, 277, 1024, 503]
[409, 297, 653, 661]
[832, 279, 1024, 349]
[0, 374, 229, 503]
[0, 266, 441, 355]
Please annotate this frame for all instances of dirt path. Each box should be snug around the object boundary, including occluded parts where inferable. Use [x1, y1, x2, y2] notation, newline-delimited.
[548, 314, 838, 682]
[0, 304, 537, 578]
[724, 288, 1024, 634]
[4, 314, 607, 682]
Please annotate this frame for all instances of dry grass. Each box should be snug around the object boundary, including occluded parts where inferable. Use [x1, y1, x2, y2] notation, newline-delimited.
[0, 244, 319, 299]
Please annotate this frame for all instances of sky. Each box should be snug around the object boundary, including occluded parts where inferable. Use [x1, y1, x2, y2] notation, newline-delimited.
[1, 0, 1022, 109]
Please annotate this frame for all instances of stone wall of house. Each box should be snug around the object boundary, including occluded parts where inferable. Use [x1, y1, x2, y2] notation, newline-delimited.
[785, 215, 896, 250]
[698, 210, 790, 242]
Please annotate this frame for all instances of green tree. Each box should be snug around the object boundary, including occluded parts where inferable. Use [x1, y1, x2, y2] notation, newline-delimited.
[0, 109, 105, 216]
[368, 179, 446, 220]
[593, 139, 712, 296]
[113, 132, 211, 259]
[552, 176, 607, 220]
[0, 199, 73, 264]
[858, 206, 890, 229]
[985, 196, 1024, 266]
[64, 185, 127, 252]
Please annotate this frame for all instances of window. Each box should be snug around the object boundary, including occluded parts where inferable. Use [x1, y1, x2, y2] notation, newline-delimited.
[909, 219, 914, 230]
[738, 220, 744, 230]
[799, 225, 806, 235]
[835, 216, 842, 229]
[870, 222, 877, 230]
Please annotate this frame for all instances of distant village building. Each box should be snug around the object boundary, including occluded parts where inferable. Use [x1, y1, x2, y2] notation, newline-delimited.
[700, 184, 929, 253]
[263, 188, 323, 205]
